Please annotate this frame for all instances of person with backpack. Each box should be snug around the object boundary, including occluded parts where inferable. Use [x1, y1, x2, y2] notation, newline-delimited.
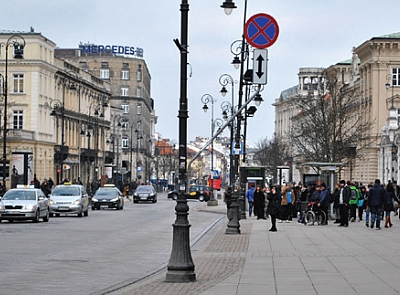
[348, 181, 359, 222]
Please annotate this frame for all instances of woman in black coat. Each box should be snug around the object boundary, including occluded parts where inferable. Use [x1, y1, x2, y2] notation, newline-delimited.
[253, 185, 266, 219]
[384, 182, 400, 228]
[267, 186, 280, 231]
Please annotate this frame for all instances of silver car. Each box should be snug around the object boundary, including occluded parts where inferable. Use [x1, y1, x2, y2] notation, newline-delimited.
[49, 184, 89, 217]
[0, 188, 50, 223]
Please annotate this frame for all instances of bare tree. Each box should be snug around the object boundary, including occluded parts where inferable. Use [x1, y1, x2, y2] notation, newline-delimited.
[289, 67, 372, 168]
[254, 135, 290, 181]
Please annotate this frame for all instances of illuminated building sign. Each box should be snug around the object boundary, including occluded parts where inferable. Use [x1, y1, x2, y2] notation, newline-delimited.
[79, 44, 144, 58]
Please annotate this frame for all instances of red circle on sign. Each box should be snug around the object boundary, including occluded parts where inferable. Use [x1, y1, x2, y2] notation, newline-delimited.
[244, 13, 279, 49]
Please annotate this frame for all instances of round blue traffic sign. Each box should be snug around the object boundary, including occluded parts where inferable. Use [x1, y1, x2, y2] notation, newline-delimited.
[245, 13, 279, 49]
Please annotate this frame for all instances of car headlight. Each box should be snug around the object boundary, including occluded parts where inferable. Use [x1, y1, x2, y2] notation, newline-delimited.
[26, 204, 38, 211]
[49, 199, 55, 205]
[92, 198, 98, 202]
[111, 198, 118, 202]
[73, 199, 81, 205]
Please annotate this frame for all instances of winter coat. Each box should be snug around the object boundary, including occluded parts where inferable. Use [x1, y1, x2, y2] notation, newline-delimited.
[267, 192, 280, 216]
[368, 183, 385, 207]
[348, 186, 359, 205]
[339, 185, 351, 205]
[281, 188, 295, 206]
[384, 190, 399, 212]
[246, 187, 255, 202]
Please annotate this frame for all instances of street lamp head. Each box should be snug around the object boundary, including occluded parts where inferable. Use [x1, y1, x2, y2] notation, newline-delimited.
[13, 43, 24, 59]
[386, 82, 391, 90]
[222, 110, 228, 121]
[220, 86, 228, 97]
[254, 93, 263, 106]
[80, 128, 85, 136]
[50, 109, 58, 117]
[231, 56, 241, 69]
[221, 0, 237, 15]
[202, 104, 209, 113]
[69, 83, 77, 91]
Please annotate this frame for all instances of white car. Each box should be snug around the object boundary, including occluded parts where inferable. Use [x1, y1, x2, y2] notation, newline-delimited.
[0, 187, 50, 223]
[49, 183, 89, 217]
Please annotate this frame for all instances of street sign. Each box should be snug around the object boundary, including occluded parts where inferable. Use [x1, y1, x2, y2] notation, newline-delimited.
[245, 13, 279, 49]
[232, 141, 243, 155]
[253, 49, 268, 84]
[137, 167, 142, 172]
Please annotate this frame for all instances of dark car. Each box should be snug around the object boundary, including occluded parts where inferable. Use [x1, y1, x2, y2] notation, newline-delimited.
[168, 185, 211, 202]
[92, 185, 124, 210]
[133, 185, 157, 203]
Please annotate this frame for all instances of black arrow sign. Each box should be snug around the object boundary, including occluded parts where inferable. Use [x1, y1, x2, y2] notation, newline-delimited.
[256, 54, 264, 78]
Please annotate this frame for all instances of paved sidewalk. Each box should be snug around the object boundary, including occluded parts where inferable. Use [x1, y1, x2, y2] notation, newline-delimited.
[111, 202, 400, 295]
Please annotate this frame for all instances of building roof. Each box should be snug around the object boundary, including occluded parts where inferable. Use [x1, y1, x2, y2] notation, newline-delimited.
[280, 85, 298, 101]
[376, 32, 400, 39]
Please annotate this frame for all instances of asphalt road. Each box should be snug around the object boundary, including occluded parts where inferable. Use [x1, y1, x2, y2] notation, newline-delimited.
[0, 193, 225, 295]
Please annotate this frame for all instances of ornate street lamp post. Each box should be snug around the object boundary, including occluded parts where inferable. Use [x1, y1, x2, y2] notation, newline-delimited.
[1, 34, 25, 193]
[166, 0, 196, 282]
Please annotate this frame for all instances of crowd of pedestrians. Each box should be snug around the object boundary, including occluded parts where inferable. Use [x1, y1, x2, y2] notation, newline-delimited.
[246, 178, 400, 232]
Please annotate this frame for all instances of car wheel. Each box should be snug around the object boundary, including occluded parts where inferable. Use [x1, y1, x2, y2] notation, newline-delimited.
[33, 210, 40, 223]
[120, 205, 124, 210]
[49, 213, 54, 217]
[43, 209, 50, 222]
[199, 195, 205, 202]
[84, 208, 89, 217]
[77, 207, 83, 217]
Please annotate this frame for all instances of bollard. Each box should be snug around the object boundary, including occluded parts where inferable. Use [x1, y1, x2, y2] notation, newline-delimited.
[226, 190, 241, 234]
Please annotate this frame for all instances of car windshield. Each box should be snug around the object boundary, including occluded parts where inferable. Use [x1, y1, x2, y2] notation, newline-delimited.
[136, 186, 153, 193]
[95, 189, 117, 197]
[3, 190, 36, 201]
[52, 186, 80, 196]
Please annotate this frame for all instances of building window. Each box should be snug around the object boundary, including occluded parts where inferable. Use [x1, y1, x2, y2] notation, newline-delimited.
[13, 74, 24, 93]
[100, 69, 110, 79]
[13, 110, 23, 129]
[121, 87, 129, 96]
[393, 68, 400, 86]
[137, 104, 142, 115]
[136, 87, 141, 98]
[122, 138, 130, 148]
[121, 104, 129, 113]
[137, 65, 142, 82]
[121, 70, 130, 80]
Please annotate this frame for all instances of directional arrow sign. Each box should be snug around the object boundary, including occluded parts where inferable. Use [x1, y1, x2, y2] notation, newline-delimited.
[253, 49, 268, 84]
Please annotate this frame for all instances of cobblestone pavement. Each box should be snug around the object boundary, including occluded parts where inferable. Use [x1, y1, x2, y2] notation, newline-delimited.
[111, 217, 250, 295]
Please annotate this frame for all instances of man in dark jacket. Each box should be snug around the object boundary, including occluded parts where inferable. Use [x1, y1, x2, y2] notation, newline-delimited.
[367, 179, 385, 230]
[338, 180, 351, 227]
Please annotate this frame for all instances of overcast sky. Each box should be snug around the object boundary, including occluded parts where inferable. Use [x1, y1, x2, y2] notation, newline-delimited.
[2, 0, 399, 146]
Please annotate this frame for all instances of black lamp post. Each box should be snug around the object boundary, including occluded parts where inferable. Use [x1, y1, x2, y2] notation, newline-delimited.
[220, 74, 236, 186]
[1, 34, 25, 193]
[201, 93, 218, 205]
[166, 0, 196, 283]
[50, 96, 65, 184]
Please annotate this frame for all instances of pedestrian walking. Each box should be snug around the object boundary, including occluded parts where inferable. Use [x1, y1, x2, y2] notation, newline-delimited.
[368, 179, 385, 230]
[319, 183, 331, 225]
[348, 182, 360, 222]
[40, 179, 51, 197]
[384, 182, 399, 228]
[333, 183, 341, 223]
[267, 186, 280, 231]
[365, 183, 372, 227]
[246, 185, 255, 217]
[358, 185, 367, 222]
